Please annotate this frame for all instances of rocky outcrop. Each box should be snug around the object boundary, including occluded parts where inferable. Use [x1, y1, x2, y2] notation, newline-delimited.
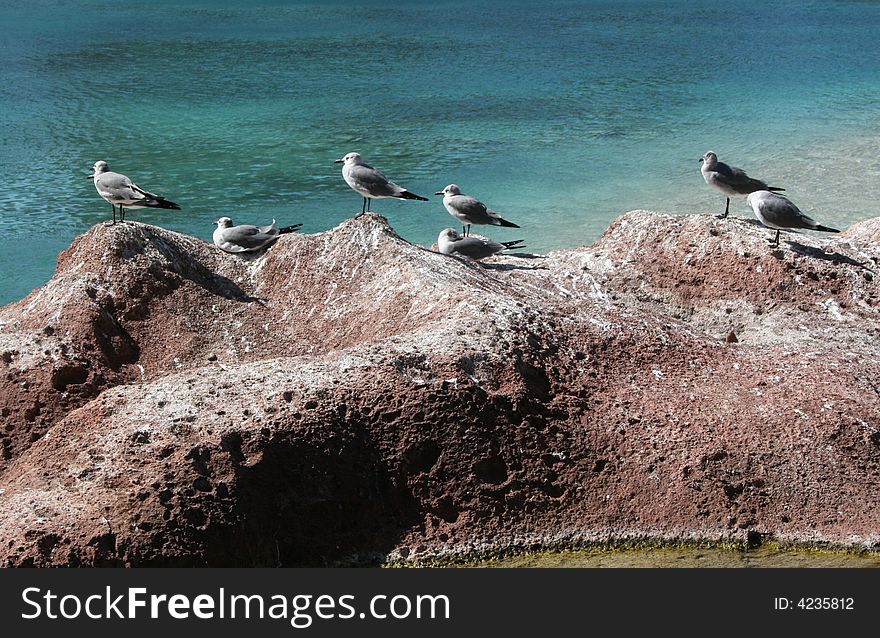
[1, 211, 879, 566]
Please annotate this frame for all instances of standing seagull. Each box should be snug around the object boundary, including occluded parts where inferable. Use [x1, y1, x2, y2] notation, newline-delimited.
[435, 184, 520, 237]
[746, 190, 839, 247]
[334, 152, 427, 216]
[88, 160, 180, 223]
[700, 151, 784, 219]
[437, 228, 525, 260]
[213, 217, 302, 254]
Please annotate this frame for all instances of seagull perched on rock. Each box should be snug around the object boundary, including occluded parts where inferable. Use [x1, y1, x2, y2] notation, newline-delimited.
[700, 151, 784, 219]
[88, 160, 180, 223]
[746, 190, 839, 248]
[212, 217, 302, 253]
[334, 152, 427, 216]
[437, 228, 525, 260]
[435, 184, 520, 236]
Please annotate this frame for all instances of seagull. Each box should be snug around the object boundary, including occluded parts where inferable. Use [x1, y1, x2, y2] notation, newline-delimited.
[434, 184, 520, 236]
[746, 190, 839, 247]
[88, 160, 180, 223]
[700, 151, 784, 219]
[212, 217, 302, 253]
[334, 152, 428, 216]
[437, 228, 525, 260]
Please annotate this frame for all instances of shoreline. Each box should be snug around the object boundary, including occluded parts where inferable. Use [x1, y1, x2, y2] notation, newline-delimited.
[390, 538, 880, 569]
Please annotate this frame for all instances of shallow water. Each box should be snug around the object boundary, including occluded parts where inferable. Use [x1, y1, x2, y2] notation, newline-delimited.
[475, 546, 880, 568]
[2, 0, 880, 304]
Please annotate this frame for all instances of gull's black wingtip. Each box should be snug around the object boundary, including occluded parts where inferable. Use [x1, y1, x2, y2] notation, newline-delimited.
[153, 198, 181, 210]
[398, 191, 429, 202]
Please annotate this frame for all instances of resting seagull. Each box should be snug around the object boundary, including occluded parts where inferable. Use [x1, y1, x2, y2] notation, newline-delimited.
[213, 217, 302, 253]
[746, 190, 839, 248]
[435, 184, 520, 237]
[88, 160, 180, 223]
[700, 151, 784, 219]
[437, 228, 525, 260]
[334, 152, 428, 216]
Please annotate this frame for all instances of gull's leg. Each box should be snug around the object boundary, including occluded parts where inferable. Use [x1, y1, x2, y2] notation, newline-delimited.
[367, 198, 372, 212]
[716, 198, 730, 219]
[120, 206, 126, 222]
[111, 204, 117, 225]
[768, 229, 780, 247]
[355, 197, 366, 219]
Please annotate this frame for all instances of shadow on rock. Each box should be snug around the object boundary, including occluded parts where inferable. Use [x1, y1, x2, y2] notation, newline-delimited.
[786, 240, 869, 269]
[145, 234, 262, 303]
[202, 424, 421, 566]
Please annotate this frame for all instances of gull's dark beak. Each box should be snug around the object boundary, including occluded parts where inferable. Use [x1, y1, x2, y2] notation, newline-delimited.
[699, 158, 704, 164]
[434, 191, 444, 196]
[333, 159, 344, 164]
[86, 172, 95, 178]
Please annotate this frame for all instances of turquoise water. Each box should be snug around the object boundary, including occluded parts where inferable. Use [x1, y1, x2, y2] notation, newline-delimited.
[2, 0, 880, 305]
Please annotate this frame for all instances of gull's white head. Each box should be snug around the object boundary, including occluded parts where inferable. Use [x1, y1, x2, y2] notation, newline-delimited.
[435, 184, 462, 197]
[438, 228, 462, 243]
[746, 192, 757, 208]
[335, 152, 363, 166]
[215, 217, 234, 228]
[90, 160, 109, 176]
[700, 151, 718, 168]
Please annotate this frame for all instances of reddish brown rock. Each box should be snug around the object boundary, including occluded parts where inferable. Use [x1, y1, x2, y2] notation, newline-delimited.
[1, 211, 879, 566]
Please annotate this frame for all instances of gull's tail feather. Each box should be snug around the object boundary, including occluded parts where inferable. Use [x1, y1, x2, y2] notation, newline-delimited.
[494, 217, 520, 229]
[397, 190, 429, 202]
[767, 185, 786, 193]
[279, 223, 303, 234]
[814, 224, 839, 234]
[501, 239, 526, 250]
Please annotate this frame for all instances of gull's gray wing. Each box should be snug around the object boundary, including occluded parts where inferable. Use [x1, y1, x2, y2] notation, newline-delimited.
[347, 163, 404, 197]
[447, 195, 495, 224]
[758, 194, 817, 229]
[715, 161, 769, 194]
[95, 171, 144, 203]
[451, 236, 504, 260]
[221, 224, 280, 251]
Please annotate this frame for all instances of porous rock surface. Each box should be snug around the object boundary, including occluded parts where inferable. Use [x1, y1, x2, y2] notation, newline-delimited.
[1, 211, 878, 566]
